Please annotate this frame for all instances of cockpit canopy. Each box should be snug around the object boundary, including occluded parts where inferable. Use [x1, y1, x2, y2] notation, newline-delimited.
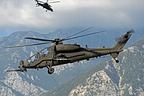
[27, 47, 49, 63]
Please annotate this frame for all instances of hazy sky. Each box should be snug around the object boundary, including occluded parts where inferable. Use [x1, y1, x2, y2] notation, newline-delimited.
[0, 0, 144, 37]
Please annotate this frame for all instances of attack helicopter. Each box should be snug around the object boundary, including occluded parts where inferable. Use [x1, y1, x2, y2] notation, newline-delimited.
[6, 28, 133, 74]
[35, 0, 60, 12]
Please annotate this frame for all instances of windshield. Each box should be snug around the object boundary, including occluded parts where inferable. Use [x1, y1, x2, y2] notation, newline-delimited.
[27, 54, 38, 63]
[27, 47, 49, 63]
[39, 47, 49, 55]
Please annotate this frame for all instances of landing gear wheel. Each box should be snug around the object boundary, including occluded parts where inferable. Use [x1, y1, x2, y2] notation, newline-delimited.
[116, 60, 119, 63]
[48, 68, 54, 74]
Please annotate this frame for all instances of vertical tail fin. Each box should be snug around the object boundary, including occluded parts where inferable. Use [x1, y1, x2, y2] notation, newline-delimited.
[113, 30, 133, 50]
[111, 30, 133, 63]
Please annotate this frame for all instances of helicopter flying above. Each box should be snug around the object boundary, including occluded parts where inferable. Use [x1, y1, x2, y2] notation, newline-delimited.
[35, 0, 60, 12]
[6, 28, 133, 74]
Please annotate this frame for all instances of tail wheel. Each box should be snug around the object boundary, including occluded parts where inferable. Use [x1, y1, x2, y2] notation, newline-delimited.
[48, 68, 54, 74]
[116, 60, 119, 63]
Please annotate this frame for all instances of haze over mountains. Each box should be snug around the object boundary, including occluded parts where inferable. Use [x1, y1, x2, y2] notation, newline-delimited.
[0, 29, 144, 96]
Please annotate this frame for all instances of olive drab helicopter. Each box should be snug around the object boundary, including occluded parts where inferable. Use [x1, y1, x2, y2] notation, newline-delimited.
[6, 28, 133, 74]
[35, 0, 60, 12]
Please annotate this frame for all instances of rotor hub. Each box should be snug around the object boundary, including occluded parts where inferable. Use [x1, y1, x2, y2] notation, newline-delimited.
[54, 38, 63, 45]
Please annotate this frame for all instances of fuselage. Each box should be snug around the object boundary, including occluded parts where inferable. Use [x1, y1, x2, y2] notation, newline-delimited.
[17, 31, 132, 74]
[22, 44, 122, 69]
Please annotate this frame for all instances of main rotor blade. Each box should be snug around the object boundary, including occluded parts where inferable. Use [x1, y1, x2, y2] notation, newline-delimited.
[38, 0, 45, 3]
[63, 31, 105, 41]
[64, 26, 93, 39]
[49, 1, 60, 3]
[5, 42, 51, 48]
[24, 37, 54, 42]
